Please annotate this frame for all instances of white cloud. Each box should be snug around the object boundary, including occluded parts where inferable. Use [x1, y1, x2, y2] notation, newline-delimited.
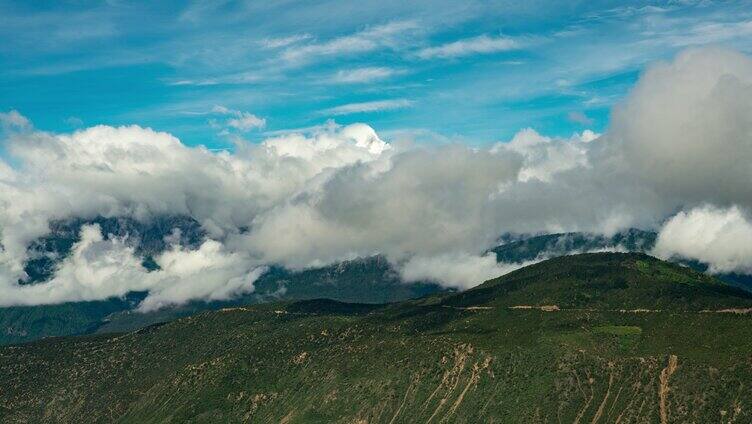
[649, 18, 752, 49]
[138, 239, 267, 311]
[234, 143, 523, 268]
[281, 21, 419, 64]
[567, 111, 594, 125]
[2, 224, 152, 306]
[417, 34, 518, 59]
[653, 206, 752, 274]
[260, 34, 311, 49]
[0, 120, 392, 292]
[0, 110, 32, 130]
[227, 113, 266, 131]
[492, 128, 595, 183]
[0, 224, 265, 310]
[211, 105, 266, 132]
[321, 99, 413, 116]
[400, 253, 538, 289]
[578, 129, 599, 143]
[610, 47, 752, 209]
[331, 67, 399, 84]
[64, 116, 84, 127]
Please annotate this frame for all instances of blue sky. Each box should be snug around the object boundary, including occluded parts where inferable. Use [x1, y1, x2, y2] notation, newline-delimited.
[2, 0, 752, 149]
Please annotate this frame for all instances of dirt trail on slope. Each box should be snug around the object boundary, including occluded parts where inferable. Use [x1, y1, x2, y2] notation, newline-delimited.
[424, 344, 473, 423]
[441, 306, 493, 311]
[571, 369, 594, 424]
[591, 371, 614, 424]
[388, 376, 418, 424]
[658, 355, 678, 424]
[442, 356, 493, 422]
[701, 308, 752, 314]
[508, 306, 752, 314]
[509, 305, 560, 311]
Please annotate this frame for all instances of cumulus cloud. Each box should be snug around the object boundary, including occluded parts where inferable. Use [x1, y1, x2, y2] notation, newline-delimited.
[609, 47, 752, 209]
[233, 143, 523, 268]
[0, 121, 392, 308]
[0, 110, 31, 130]
[653, 206, 752, 274]
[3, 46, 752, 308]
[492, 128, 596, 182]
[211, 105, 266, 132]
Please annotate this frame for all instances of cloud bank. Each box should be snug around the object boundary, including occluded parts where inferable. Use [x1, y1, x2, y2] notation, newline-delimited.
[400, 253, 539, 290]
[1, 224, 264, 312]
[2, 47, 752, 308]
[653, 206, 752, 274]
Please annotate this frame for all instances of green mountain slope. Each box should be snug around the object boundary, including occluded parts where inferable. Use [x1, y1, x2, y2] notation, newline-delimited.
[3, 253, 752, 423]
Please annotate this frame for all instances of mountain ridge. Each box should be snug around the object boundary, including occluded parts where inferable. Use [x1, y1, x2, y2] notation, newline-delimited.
[3, 218, 748, 345]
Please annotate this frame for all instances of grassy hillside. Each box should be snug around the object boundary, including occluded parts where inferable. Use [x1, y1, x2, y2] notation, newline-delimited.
[3, 253, 752, 423]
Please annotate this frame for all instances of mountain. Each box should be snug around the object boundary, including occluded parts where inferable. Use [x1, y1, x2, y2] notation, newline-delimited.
[490, 228, 657, 263]
[20, 215, 206, 285]
[1, 255, 445, 345]
[492, 230, 752, 292]
[1, 219, 745, 346]
[3, 253, 752, 423]
[95, 256, 445, 335]
[1, 216, 448, 345]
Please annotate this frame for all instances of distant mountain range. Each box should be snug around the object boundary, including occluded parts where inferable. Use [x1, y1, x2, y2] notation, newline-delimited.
[4, 253, 752, 422]
[1, 215, 749, 345]
[20, 215, 206, 285]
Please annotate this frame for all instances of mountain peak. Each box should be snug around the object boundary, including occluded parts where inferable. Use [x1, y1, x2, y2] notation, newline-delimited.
[443, 252, 752, 312]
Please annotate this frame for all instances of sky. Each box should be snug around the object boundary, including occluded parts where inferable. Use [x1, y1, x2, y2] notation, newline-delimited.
[3, 0, 752, 149]
[3, 1, 752, 309]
